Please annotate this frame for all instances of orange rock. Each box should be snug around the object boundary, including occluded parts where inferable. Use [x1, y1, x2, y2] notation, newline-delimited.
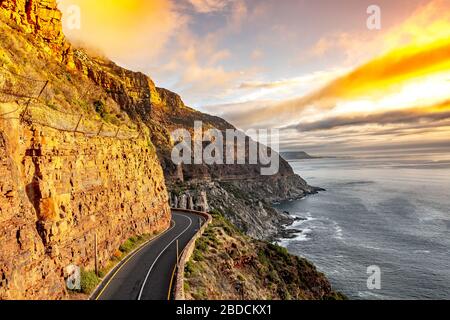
[38, 197, 57, 221]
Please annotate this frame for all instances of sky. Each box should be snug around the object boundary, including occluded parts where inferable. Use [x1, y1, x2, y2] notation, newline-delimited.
[58, 0, 450, 157]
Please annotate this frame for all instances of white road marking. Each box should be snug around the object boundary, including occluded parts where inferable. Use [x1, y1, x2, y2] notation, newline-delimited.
[137, 213, 193, 300]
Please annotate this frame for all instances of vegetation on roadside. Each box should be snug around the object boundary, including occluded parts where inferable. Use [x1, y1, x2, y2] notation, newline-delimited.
[184, 210, 347, 300]
[72, 232, 161, 296]
[80, 270, 100, 294]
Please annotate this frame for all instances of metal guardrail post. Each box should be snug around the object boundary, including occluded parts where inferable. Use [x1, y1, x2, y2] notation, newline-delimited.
[97, 123, 104, 136]
[176, 240, 179, 265]
[94, 232, 99, 277]
[37, 80, 49, 100]
[74, 115, 82, 133]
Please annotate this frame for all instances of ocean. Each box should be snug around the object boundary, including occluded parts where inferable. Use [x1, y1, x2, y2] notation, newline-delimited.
[274, 156, 450, 300]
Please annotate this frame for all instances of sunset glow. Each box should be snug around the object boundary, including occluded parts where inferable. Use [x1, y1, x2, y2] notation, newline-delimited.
[59, 0, 450, 157]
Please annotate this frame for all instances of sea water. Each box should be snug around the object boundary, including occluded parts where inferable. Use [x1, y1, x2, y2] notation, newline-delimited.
[274, 155, 450, 300]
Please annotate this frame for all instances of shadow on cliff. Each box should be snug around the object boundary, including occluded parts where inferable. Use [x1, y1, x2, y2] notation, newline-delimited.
[24, 149, 48, 247]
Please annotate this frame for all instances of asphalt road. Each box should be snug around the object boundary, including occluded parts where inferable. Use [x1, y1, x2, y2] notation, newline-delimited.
[92, 210, 205, 300]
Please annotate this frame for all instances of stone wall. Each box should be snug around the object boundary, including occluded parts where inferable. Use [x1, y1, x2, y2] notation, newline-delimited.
[172, 209, 212, 301]
[0, 109, 171, 299]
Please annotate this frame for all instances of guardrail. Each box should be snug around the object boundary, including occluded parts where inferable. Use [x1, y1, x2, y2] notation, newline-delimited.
[171, 208, 212, 300]
[0, 66, 142, 140]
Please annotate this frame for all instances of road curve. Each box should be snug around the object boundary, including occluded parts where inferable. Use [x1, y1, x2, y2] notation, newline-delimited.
[92, 210, 206, 300]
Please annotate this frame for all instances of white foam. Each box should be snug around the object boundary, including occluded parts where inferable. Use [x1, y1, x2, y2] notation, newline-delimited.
[291, 228, 312, 242]
[357, 291, 388, 300]
[334, 224, 344, 240]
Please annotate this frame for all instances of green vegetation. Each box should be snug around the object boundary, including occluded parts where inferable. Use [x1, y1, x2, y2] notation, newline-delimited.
[184, 211, 347, 300]
[74, 232, 160, 296]
[185, 261, 201, 276]
[94, 100, 105, 117]
[192, 288, 207, 300]
[80, 269, 100, 294]
[93, 100, 120, 125]
[171, 183, 188, 197]
[210, 209, 244, 237]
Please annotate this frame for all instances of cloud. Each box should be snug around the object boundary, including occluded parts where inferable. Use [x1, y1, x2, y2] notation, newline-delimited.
[151, 30, 254, 105]
[58, 0, 185, 67]
[287, 100, 450, 132]
[383, 0, 450, 49]
[251, 49, 264, 60]
[301, 0, 450, 66]
[238, 70, 345, 91]
[227, 0, 247, 31]
[307, 39, 450, 102]
[188, 0, 233, 13]
[230, 38, 450, 128]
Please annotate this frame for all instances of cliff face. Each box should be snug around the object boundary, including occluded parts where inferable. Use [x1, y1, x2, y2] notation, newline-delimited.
[0, 1, 171, 299]
[0, 0, 74, 66]
[70, 48, 302, 185]
[0, 105, 170, 300]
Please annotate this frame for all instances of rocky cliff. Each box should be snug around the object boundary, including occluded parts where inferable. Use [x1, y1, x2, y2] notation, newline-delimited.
[0, 107, 170, 299]
[1, 0, 319, 242]
[0, 0, 170, 299]
[0, 0, 74, 67]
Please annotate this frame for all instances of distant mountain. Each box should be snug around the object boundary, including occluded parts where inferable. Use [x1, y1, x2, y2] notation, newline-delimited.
[281, 151, 320, 160]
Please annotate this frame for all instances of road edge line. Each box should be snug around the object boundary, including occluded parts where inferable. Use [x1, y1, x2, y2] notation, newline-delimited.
[90, 219, 176, 300]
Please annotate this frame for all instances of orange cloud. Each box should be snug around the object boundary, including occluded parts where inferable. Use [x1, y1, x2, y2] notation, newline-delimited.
[303, 0, 450, 66]
[308, 38, 450, 102]
[384, 0, 450, 49]
[231, 37, 450, 128]
[58, 0, 184, 65]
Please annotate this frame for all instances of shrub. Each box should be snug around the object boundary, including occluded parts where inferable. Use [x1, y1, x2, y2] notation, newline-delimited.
[192, 249, 204, 262]
[94, 100, 105, 117]
[268, 243, 289, 258]
[119, 239, 135, 254]
[196, 238, 208, 252]
[185, 261, 198, 276]
[80, 269, 100, 294]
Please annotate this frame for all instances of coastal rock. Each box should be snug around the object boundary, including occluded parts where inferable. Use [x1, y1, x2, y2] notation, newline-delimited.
[0, 116, 170, 300]
[184, 213, 346, 300]
[170, 182, 297, 240]
[170, 189, 209, 213]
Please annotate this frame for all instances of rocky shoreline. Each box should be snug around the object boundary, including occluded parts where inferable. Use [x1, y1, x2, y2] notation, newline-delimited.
[169, 176, 325, 241]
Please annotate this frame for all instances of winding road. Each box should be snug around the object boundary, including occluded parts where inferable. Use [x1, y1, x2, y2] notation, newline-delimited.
[92, 210, 206, 300]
